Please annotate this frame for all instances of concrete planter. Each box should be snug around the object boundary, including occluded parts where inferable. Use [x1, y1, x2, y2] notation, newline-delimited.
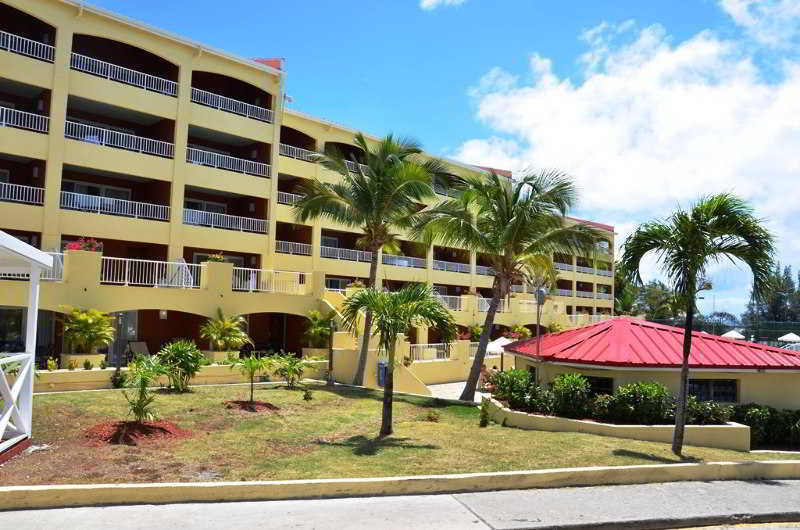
[485, 397, 751, 452]
[202, 350, 235, 363]
[59, 353, 106, 369]
[302, 348, 328, 359]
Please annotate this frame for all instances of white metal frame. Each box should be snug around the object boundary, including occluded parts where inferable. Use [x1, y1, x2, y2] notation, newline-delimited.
[191, 87, 273, 122]
[0, 30, 55, 62]
[0, 106, 50, 134]
[410, 343, 451, 362]
[70, 53, 178, 96]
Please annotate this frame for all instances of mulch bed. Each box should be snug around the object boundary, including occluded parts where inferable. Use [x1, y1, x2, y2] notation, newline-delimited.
[225, 400, 281, 413]
[83, 420, 192, 446]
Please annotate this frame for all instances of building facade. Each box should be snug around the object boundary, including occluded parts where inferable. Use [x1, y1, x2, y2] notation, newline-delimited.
[0, 0, 615, 361]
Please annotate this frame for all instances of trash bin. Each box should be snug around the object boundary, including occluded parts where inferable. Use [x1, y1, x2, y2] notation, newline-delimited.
[377, 360, 388, 387]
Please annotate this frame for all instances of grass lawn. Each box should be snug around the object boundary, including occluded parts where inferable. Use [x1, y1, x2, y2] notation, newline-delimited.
[1, 383, 798, 486]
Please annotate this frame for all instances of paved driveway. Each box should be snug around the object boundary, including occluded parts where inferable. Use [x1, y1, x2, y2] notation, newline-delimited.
[427, 381, 488, 402]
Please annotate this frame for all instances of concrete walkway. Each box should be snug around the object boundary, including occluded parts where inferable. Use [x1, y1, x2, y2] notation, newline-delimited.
[2, 480, 800, 529]
[427, 381, 488, 402]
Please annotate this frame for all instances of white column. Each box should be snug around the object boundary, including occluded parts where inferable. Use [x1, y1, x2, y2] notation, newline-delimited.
[22, 265, 41, 436]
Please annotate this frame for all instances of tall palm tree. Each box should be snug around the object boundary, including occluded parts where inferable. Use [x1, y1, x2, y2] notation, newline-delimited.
[340, 284, 456, 437]
[619, 193, 774, 456]
[414, 171, 601, 401]
[294, 133, 447, 386]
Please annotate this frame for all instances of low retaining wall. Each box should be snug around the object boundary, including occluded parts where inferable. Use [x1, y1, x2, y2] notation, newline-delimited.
[486, 398, 751, 452]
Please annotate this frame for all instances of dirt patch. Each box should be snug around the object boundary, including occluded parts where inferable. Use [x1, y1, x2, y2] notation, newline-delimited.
[83, 420, 192, 446]
[225, 400, 281, 413]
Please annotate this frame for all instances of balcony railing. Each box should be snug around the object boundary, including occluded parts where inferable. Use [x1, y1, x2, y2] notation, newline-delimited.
[475, 265, 494, 276]
[0, 30, 54, 62]
[0, 252, 63, 281]
[344, 160, 370, 173]
[277, 191, 303, 205]
[70, 53, 178, 96]
[554, 262, 573, 271]
[478, 297, 506, 313]
[232, 268, 305, 294]
[0, 106, 49, 134]
[591, 314, 612, 323]
[0, 182, 44, 205]
[597, 269, 613, 277]
[279, 143, 316, 162]
[65, 121, 174, 158]
[410, 343, 451, 361]
[191, 87, 273, 122]
[320, 245, 372, 263]
[382, 254, 426, 269]
[576, 291, 595, 299]
[433, 259, 470, 274]
[555, 288, 574, 297]
[276, 240, 312, 256]
[186, 147, 269, 177]
[101, 257, 203, 288]
[596, 292, 613, 300]
[183, 208, 267, 233]
[436, 294, 463, 311]
[576, 265, 595, 274]
[61, 191, 170, 221]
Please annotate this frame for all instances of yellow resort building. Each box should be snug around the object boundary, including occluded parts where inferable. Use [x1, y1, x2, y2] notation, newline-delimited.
[0, 0, 615, 365]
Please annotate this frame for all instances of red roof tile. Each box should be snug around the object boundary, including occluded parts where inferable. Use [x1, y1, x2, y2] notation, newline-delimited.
[507, 316, 800, 370]
[566, 216, 614, 232]
[253, 58, 284, 71]
[476, 166, 513, 178]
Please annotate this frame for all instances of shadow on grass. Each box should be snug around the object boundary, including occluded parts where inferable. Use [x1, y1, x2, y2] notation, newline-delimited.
[315, 435, 439, 456]
[312, 385, 460, 410]
[612, 449, 700, 464]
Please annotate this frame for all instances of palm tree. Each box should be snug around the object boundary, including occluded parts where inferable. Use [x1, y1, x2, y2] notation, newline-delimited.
[304, 310, 334, 348]
[619, 193, 774, 456]
[414, 170, 601, 401]
[293, 133, 447, 386]
[199, 308, 253, 353]
[229, 354, 274, 403]
[340, 284, 456, 437]
[62, 307, 116, 354]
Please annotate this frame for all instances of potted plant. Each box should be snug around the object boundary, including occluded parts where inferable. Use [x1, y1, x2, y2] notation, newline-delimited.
[65, 237, 104, 252]
[60, 306, 115, 368]
[199, 308, 253, 362]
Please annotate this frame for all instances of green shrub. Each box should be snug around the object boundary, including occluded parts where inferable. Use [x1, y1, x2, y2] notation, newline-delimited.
[731, 403, 800, 448]
[67, 359, 78, 371]
[489, 369, 531, 410]
[551, 373, 591, 419]
[479, 398, 490, 427]
[99, 359, 108, 369]
[110, 370, 127, 388]
[274, 354, 313, 389]
[686, 396, 732, 425]
[303, 387, 313, 401]
[157, 339, 205, 392]
[525, 383, 555, 415]
[609, 382, 673, 424]
[83, 359, 93, 370]
[46, 357, 57, 371]
[591, 393, 614, 422]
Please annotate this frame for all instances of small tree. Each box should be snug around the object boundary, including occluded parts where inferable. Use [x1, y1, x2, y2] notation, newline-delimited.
[304, 310, 334, 348]
[157, 339, 205, 392]
[230, 354, 274, 403]
[200, 308, 253, 352]
[123, 355, 167, 423]
[274, 354, 314, 389]
[62, 307, 115, 354]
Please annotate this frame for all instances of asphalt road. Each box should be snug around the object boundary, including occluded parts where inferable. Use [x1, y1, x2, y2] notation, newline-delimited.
[2, 480, 800, 529]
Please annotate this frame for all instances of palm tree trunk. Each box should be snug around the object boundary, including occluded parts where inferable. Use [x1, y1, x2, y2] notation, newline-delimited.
[379, 340, 395, 438]
[672, 294, 695, 456]
[352, 248, 379, 386]
[460, 279, 502, 402]
[250, 375, 254, 403]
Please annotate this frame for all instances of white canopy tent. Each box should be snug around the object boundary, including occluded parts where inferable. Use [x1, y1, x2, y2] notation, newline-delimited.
[487, 336, 513, 355]
[778, 332, 800, 343]
[721, 330, 745, 340]
[0, 231, 52, 454]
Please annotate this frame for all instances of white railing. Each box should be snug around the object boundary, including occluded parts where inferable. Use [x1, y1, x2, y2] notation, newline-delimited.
[321, 245, 372, 263]
[101, 257, 203, 288]
[186, 147, 269, 177]
[478, 297, 506, 313]
[410, 343, 451, 361]
[475, 265, 494, 276]
[0, 351, 33, 453]
[0, 106, 50, 133]
[325, 287, 346, 296]
[70, 53, 178, 96]
[555, 288, 573, 297]
[576, 265, 595, 274]
[191, 87, 273, 122]
[433, 259, 470, 274]
[183, 208, 267, 233]
[277, 191, 303, 205]
[279, 143, 316, 162]
[232, 268, 305, 294]
[554, 262, 573, 271]
[0, 182, 44, 205]
[591, 314, 612, 323]
[436, 294, 463, 311]
[0, 252, 63, 281]
[597, 269, 613, 277]
[276, 240, 312, 256]
[576, 291, 595, 299]
[596, 292, 613, 300]
[61, 191, 169, 221]
[519, 300, 538, 313]
[383, 254, 426, 269]
[65, 121, 174, 158]
[344, 160, 370, 173]
[0, 30, 54, 62]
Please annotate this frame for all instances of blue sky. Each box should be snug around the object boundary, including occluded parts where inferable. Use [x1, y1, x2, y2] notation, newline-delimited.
[86, 0, 800, 316]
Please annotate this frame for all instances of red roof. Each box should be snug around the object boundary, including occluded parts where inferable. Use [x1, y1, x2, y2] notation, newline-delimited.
[507, 317, 800, 370]
[476, 166, 513, 178]
[567, 216, 614, 233]
[253, 58, 284, 71]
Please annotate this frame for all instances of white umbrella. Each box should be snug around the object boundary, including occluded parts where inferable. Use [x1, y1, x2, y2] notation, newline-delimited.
[487, 336, 514, 354]
[778, 332, 800, 343]
[721, 330, 745, 340]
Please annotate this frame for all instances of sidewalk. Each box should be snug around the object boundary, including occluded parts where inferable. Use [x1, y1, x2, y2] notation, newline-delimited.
[2, 480, 799, 529]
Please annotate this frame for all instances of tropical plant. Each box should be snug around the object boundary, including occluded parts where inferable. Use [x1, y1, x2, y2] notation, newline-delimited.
[46, 357, 57, 371]
[204, 252, 227, 263]
[123, 355, 167, 423]
[293, 133, 447, 386]
[62, 307, 115, 354]
[620, 193, 774, 455]
[83, 359, 93, 370]
[609, 381, 674, 425]
[273, 354, 314, 389]
[304, 310, 334, 348]
[504, 324, 532, 340]
[340, 284, 456, 437]
[157, 339, 205, 392]
[413, 170, 601, 401]
[469, 324, 483, 342]
[200, 308, 253, 352]
[65, 237, 103, 252]
[67, 359, 77, 371]
[551, 373, 591, 419]
[229, 354, 275, 403]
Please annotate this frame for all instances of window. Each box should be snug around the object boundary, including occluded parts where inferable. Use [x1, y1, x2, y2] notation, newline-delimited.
[62, 180, 132, 201]
[322, 236, 339, 248]
[689, 379, 738, 403]
[586, 376, 614, 396]
[527, 366, 537, 382]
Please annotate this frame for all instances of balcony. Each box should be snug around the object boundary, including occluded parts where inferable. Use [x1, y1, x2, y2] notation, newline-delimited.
[576, 265, 595, 274]
[276, 240, 312, 256]
[436, 294, 463, 311]
[596, 292, 613, 300]
[0, 182, 44, 206]
[186, 147, 270, 178]
[183, 208, 267, 234]
[232, 268, 306, 294]
[0, 106, 49, 134]
[383, 254, 426, 269]
[279, 143, 316, 162]
[475, 265, 494, 276]
[0, 252, 62, 281]
[433, 259, 470, 274]
[101, 257, 203, 288]
[191, 87, 273, 123]
[65, 121, 174, 158]
[344, 160, 370, 173]
[277, 191, 303, 205]
[61, 191, 170, 221]
[70, 53, 177, 97]
[321, 246, 372, 263]
[478, 297, 506, 313]
[410, 343, 452, 361]
[576, 291, 595, 299]
[597, 269, 613, 277]
[554, 261, 573, 272]
[555, 288, 574, 297]
[0, 30, 54, 63]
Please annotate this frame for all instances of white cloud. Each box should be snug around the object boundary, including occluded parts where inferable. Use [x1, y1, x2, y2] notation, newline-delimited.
[420, 0, 466, 10]
[452, 20, 800, 314]
[719, 0, 800, 46]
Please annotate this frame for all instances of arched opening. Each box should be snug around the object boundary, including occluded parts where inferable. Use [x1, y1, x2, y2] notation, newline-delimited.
[279, 126, 316, 154]
[0, 3, 56, 62]
[0, 306, 62, 367]
[244, 312, 309, 354]
[120, 309, 206, 361]
[192, 71, 272, 115]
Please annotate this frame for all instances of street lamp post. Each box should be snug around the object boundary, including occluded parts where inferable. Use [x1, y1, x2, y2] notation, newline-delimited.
[327, 319, 335, 385]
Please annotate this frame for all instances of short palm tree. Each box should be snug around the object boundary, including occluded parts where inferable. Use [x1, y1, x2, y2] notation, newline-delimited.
[293, 133, 447, 386]
[62, 307, 116, 354]
[199, 308, 253, 352]
[413, 170, 600, 401]
[304, 310, 334, 348]
[229, 354, 274, 403]
[340, 284, 456, 437]
[619, 193, 774, 456]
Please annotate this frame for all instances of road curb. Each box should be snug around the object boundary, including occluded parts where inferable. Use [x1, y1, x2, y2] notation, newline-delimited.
[527, 511, 800, 530]
[2, 461, 800, 512]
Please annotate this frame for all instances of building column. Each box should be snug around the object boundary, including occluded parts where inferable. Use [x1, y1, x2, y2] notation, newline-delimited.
[425, 245, 434, 286]
[264, 76, 285, 271]
[469, 251, 477, 290]
[166, 60, 194, 262]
